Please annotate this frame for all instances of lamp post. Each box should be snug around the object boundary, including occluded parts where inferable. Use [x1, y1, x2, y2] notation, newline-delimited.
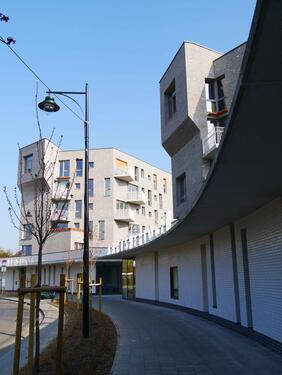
[38, 83, 90, 338]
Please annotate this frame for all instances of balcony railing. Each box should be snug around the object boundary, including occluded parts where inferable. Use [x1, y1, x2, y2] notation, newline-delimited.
[114, 167, 134, 182]
[202, 126, 224, 159]
[114, 208, 135, 222]
[107, 221, 172, 255]
[127, 191, 146, 205]
[51, 211, 70, 222]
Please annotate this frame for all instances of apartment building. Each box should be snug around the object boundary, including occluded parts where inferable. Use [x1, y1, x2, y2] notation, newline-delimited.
[107, 0, 282, 351]
[1, 142, 172, 293]
[18, 142, 172, 255]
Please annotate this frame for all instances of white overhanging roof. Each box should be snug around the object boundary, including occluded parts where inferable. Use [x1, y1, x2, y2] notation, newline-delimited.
[105, 0, 282, 259]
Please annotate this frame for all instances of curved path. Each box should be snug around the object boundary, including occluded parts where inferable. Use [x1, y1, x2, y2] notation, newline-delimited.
[97, 296, 282, 375]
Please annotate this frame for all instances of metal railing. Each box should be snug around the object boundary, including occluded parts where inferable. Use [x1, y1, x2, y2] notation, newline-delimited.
[202, 126, 224, 156]
[107, 222, 172, 255]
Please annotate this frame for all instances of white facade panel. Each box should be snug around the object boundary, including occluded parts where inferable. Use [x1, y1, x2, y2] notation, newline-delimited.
[209, 227, 236, 322]
[135, 252, 156, 300]
[236, 198, 282, 342]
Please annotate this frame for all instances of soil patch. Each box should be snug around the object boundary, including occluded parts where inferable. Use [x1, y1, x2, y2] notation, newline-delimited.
[20, 302, 117, 375]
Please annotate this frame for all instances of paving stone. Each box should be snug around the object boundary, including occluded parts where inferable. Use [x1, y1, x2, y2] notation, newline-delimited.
[93, 296, 282, 375]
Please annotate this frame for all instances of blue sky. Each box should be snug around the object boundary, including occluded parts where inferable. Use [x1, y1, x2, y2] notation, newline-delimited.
[0, 0, 256, 250]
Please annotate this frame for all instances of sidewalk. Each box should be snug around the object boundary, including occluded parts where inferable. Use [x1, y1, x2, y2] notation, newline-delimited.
[0, 299, 59, 375]
[95, 295, 282, 375]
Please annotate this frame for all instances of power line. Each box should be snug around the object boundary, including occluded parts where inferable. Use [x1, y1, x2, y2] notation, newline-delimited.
[0, 35, 85, 123]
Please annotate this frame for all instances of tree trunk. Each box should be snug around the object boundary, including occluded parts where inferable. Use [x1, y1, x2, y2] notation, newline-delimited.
[34, 242, 43, 374]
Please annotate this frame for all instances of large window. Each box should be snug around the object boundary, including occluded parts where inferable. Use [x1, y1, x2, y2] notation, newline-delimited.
[56, 202, 69, 218]
[176, 173, 186, 205]
[88, 179, 94, 197]
[104, 178, 111, 196]
[205, 77, 226, 113]
[98, 220, 105, 240]
[116, 200, 128, 210]
[165, 80, 176, 119]
[23, 224, 32, 240]
[22, 245, 32, 256]
[129, 224, 140, 236]
[154, 210, 158, 224]
[59, 160, 70, 177]
[24, 154, 33, 173]
[75, 200, 82, 218]
[76, 159, 83, 176]
[170, 266, 179, 299]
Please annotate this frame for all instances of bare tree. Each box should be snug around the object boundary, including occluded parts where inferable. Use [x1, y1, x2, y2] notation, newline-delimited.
[3, 89, 74, 373]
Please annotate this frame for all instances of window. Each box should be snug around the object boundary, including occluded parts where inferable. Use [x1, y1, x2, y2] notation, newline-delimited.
[163, 178, 167, 193]
[59, 160, 70, 177]
[75, 200, 82, 218]
[165, 80, 176, 119]
[76, 159, 83, 176]
[116, 200, 128, 210]
[75, 183, 80, 190]
[141, 187, 145, 194]
[74, 222, 80, 229]
[205, 77, 226, 113]
[128, 183, 138, 194]
[154, 194, 157, 201]
[176, 173, 186, 205]
[104, 178, 111, 196]
[55, 202, 69, 218]
[159, 193, 163, 209]
[22, 245, 32, 256]
[148, 174, 151, 181]
[134, 166, 139, 181]
[74, 242, 83, 250]
[154, 210, 158, 224]
[141, 169, 144, 178]
[23, 224, 32, 240]
[142, 226, 146, 233]
[153, 174, 157, 190]
[136, 208, 139, 215]
[88, 179, 94, 197]
[148, 211, 152, 217]
[170, 266, 179, 299]
[24, 154, 33, 173]
[142, 206, 145, 216]
[148, 190, 152, 206]
[57, 180, 70, 197]
[98, 220, 105, 240]
[129, 224, 139, 235]
[89, 203, 93, 210]
[55, 222, 68, 229]
[89, 161, 94, 168]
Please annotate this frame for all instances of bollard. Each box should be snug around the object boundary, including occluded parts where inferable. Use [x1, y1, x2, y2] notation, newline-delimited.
[98, 277, 102, 313]
[55, 274, 66, 375]
[27, 274, 37, 375]
[13, 273, 26, 375]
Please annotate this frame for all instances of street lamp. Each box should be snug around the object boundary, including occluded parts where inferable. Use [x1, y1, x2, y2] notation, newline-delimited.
[38, 83, 90, 338]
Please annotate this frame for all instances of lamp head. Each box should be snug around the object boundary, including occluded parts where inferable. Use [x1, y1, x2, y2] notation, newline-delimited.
[38, 95, 60, 112]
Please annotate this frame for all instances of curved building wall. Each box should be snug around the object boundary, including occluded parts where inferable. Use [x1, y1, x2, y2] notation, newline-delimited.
[135, 197, 282, 344]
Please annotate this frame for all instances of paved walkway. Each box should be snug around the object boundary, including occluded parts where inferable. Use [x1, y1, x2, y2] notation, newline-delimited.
[0, 298, 59, 375]
[95, 296, 282, 375]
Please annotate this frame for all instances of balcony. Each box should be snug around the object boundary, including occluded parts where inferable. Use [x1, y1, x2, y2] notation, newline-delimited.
[51, 210, 70, 222]
[127, 191, 146, 205]
[114, 208, 135, 222]
[114, 167, 134, 182]
[203, 126, 224, 159]
[52, 193, 71, 202]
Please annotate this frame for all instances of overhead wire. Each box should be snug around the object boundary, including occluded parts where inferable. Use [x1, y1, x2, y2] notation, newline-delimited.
[0, 35, 85, 123]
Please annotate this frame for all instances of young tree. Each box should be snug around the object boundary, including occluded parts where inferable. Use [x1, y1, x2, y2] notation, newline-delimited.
[3, 90, 73, 372]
